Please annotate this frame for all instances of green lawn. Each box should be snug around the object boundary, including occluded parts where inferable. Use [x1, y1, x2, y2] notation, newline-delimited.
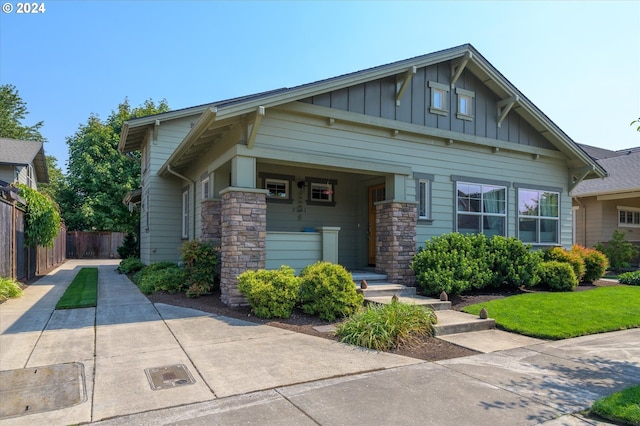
[55, 268, 98, 309]
[462, 286, 640, 340]
[591, 385, 640, 426]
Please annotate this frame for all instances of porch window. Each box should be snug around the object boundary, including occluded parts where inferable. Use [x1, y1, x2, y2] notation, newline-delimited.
[306, 177, 337, 206]
[181, 187, 189, 239]
[414, 172, 434, 221]
[259, 172, 294, 204]
[618, 206, 640, 228]
[428, 81, 449, 115]
[518, 188, 560, 244]
[456, 181, 506, 237]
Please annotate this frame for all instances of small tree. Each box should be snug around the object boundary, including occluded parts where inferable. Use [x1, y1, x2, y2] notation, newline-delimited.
[595, 230, 639, 272]
[117, 232, 139, 259]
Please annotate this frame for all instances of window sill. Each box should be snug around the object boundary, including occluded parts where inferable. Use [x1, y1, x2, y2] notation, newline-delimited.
[456, 113, 474, 121]
[417, 218, 433, 225]
[429, 107, 448, 116]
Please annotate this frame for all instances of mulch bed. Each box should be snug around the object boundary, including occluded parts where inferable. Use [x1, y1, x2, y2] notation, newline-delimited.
[146, 280, 618, 362]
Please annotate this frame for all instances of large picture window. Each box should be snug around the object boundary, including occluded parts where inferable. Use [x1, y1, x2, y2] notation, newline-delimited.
[456, 182, 506, 236]
[518, 189, 559, 244]
[618, 207, 640, 228]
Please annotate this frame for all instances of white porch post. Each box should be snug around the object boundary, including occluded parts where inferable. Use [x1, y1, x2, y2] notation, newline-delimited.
[319, 226, 340, 264]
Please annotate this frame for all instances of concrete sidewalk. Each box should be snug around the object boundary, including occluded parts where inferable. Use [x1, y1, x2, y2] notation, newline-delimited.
[1, 260, 638, 425]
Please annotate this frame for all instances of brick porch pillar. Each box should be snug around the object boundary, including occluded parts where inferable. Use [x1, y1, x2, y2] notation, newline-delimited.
[375, 201, 417, 286]
[201, 199, 222, 247]
[219, 188, 267, 306]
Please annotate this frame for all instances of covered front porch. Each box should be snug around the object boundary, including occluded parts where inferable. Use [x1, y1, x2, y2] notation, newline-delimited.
[201, 156, 418, 306]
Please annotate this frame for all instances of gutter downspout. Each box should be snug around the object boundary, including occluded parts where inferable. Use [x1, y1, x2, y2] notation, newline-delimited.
[167, 165, 196, 239]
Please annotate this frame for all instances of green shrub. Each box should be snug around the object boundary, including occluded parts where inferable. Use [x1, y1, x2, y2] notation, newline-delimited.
[543, 247, 585, 282]
[17, 184, 61, 247]
[237, 266, 301, 319]
[571, 245, 609, 283]
[618, 271, 640, 286]
[595, 230, 639, 272]
[411, 233, 493, 296]
[181, 240, 220, 298]
[487, 236, 541, 288]
[538, 261, 578, 291]
[0, 277, 23, 302]
[117, 257, 145, 274]
[117, 232, 139, 259]
[299, 262, 364, 321]
[138, 265, 186, 295]
[335, 301, 436, 351]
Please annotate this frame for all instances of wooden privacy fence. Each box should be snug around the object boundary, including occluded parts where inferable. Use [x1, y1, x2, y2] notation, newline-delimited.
[66, 231, 125, 259]
[0, 197, 66, 281]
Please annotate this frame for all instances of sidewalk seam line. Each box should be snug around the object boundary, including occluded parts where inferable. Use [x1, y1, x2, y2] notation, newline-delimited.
[274, 388, 322, 426]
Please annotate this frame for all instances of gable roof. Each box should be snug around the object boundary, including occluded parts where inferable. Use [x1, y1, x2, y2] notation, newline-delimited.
[572, 150, 640, 197]
[119, 44, 606, 180]
[0, 138, 49, 184]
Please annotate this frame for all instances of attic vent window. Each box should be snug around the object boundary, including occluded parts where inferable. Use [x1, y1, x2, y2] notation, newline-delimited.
[456, 88, 475, 121]
[428, 81, 449, 116]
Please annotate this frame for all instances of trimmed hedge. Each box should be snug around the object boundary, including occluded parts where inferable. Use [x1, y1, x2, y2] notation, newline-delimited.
[544, 247, 585, 282]
[570, 245, 609, 283]
[299, 262, 363, 321]
[411, 233, 540, 296]
[538, 261, 578, 291]
[238, 266, 301, 319]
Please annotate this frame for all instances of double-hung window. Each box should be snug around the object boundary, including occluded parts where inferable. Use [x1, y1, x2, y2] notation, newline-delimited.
[517, 188, 560, 244]
[181, 187, 189, 239]
[414, 172, 434, 221]
[456, 181, 507, 236]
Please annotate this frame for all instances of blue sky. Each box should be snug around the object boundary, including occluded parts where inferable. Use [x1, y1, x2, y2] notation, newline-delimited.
[1, 1, 638, 172]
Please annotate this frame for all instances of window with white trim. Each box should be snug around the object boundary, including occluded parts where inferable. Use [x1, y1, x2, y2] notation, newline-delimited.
[456, 182, 506, 236]
[306, 177, 337, 206]
[414, 172, 434, 221]
[201, 176, 210, 200]
[456, 88, 475, 120]
[618, 206, 640, 227]
[181, 188, 189, 239]
[518, 189, 559, 244]
[428, 81, 449, 115]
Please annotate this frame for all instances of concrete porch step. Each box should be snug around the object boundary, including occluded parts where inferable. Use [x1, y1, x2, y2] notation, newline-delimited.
[433, 310, 496, 336]
[359, 283, 417, 297]
[364, 294, 452, 311]
[351, 271, 387, 285]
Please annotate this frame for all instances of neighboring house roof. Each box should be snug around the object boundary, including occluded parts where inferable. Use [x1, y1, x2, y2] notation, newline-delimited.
[572, 150, 640, 197]
[578, 143, 640, 160]
[119, 43, 606, 181]
[0, 138, 49, 184]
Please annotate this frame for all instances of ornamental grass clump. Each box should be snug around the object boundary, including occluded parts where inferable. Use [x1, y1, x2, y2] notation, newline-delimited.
[0, 277, 23, 302]
[335, 301, 437, 351]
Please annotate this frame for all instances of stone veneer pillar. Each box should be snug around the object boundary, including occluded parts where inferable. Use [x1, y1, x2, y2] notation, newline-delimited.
[219, 188, 267, 306]
[201, 199, 222, 247]
[375, 201, 417, 286]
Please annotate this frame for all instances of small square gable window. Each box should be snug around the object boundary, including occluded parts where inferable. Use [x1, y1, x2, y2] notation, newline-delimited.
[456, 88, 475, 121]
[428, 81, 450, 116]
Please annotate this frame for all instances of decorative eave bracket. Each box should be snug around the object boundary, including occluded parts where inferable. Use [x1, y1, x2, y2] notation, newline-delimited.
[247, 106, 265, 149]
[395, 66, 417, 107]
[451, 51, 472, 88]
[569, 165, 595, 193]
[497, 95, 519, 127]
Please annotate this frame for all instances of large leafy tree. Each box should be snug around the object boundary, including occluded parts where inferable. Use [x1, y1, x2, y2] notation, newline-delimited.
[0, 84, 44, 141]
[63, 99, 169, 232]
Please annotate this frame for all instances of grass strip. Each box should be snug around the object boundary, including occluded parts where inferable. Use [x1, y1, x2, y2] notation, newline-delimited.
[591, 385, 640, 426]
[462, 286, 640, 340]
[55, 268, 98, 309]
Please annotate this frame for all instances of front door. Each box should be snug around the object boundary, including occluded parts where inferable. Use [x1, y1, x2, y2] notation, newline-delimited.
[368, 184, 386, 266]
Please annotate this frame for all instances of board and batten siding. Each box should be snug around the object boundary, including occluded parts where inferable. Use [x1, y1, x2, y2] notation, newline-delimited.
[301, 63, 557, 151]
[143, 116, 196, 264]
[253, 110, 574, 248]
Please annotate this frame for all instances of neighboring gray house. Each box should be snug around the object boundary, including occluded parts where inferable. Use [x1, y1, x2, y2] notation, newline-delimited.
[0, 138, 49, 189]
[572, 144, 640, 257]
[119, 44, 605, 306]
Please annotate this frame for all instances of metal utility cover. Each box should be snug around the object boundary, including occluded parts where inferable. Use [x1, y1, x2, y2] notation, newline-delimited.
[144, 364, 195, 390]
[0, 362, 86, 419]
